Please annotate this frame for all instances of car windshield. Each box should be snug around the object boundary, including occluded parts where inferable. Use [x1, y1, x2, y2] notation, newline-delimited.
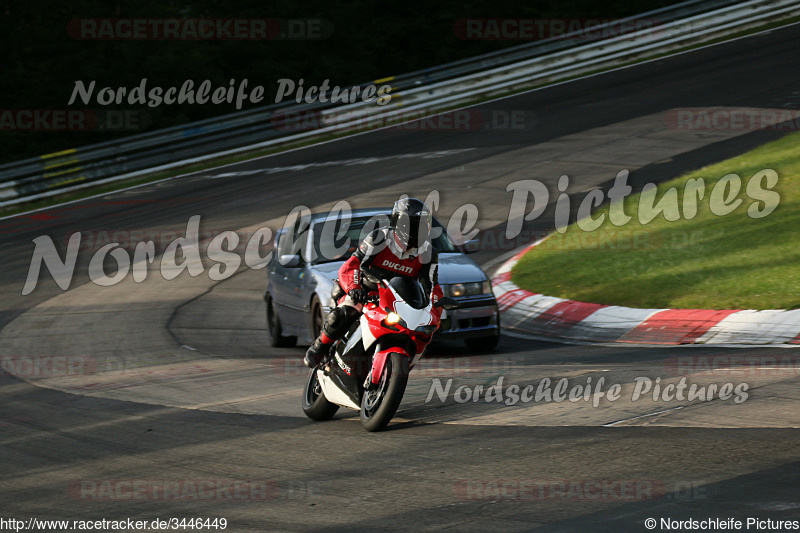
[311, 215, 458, 264]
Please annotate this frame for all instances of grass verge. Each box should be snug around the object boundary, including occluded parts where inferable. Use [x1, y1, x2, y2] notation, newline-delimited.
[512, 131, 800, 310]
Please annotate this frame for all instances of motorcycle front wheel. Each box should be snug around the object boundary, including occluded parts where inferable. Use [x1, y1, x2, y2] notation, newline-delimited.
[360, 353, 409, 432]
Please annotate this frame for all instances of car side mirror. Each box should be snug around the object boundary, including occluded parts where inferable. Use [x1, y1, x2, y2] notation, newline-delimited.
[274, 228, 288, 247]
[462, 238, 480, 254]
[279, 254, 303, 268]
[435, 297, 460, 310]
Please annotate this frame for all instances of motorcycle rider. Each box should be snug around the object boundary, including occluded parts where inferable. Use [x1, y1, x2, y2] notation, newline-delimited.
[304, 198, 444, 368]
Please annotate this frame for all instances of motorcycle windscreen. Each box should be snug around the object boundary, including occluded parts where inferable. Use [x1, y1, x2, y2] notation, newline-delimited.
[383, 279, 435, 330]
[387, 276, 427, 308]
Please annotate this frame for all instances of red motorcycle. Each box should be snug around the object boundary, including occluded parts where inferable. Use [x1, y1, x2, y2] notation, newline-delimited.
[302, 276, 458, 431]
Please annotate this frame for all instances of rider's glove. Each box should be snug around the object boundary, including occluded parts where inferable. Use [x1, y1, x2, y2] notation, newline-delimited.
[348, 288, 370, 304]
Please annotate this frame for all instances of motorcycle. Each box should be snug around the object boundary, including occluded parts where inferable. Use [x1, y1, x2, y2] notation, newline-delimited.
[302, 276, 459, 431]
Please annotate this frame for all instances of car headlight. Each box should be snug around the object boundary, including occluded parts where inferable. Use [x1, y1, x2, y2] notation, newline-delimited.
[449, 283, 465, 297]
[444, 282, 492, 297]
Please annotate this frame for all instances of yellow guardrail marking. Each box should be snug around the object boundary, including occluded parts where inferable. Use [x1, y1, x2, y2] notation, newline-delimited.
[47, 175, 87, 188]
[43, 167, 83, 179]
[40, 148, 77, 160]
[43, 158, 80, 170]
[373, 76, 395, 84]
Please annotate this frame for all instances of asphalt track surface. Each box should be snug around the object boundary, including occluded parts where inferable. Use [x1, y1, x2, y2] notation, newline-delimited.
[1, 25, 800, 532]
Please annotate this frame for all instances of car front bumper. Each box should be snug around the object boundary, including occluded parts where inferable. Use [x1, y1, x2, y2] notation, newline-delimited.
[436, 295, 499, 340]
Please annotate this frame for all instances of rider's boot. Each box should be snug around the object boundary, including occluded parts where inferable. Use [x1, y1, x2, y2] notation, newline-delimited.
[304, 305, 361, 368]
[304, 332, 337, 368]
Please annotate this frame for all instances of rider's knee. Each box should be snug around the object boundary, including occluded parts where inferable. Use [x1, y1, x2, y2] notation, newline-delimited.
[324, 305, 360, 335]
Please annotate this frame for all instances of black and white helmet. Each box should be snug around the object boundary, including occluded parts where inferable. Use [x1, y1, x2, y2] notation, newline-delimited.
[389, 197, 432, 252]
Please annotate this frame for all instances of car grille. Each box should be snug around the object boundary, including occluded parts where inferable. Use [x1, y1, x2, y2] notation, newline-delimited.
[457, 316, 492, 329]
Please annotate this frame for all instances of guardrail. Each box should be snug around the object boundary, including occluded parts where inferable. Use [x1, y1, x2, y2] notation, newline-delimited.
[2, 0, 798, 209]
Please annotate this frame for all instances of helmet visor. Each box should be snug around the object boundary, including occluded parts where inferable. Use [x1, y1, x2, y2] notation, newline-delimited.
[392, 209, 431, 250]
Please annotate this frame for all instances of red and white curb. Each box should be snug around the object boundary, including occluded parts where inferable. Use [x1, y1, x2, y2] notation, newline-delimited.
[491, 239, 800, 346]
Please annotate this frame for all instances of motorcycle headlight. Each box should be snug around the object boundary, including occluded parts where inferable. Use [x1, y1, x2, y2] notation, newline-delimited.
[385, 312, 402, 325]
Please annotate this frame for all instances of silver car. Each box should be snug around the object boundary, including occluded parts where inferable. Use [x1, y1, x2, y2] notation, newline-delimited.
[264, 208, 500, 352]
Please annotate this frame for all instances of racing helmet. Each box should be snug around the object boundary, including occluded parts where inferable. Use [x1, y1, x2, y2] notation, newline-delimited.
[389, 197, 432, 252]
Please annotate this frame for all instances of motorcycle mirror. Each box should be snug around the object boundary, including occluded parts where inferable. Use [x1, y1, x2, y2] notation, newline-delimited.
[435, 297, 460, 310]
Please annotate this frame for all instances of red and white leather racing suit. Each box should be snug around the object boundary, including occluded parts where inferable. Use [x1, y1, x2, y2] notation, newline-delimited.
[316, 226, 443, 346]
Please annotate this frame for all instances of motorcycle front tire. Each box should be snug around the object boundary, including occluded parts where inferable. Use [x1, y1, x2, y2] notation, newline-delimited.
[360, 353, 409, 432]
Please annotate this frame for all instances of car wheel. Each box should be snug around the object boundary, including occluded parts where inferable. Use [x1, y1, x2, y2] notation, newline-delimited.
[266, 294, 297, 348]
[311, 296, 324, 342]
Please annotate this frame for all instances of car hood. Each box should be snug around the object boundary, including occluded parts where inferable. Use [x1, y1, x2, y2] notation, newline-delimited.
[308, 252, 487, 288]
[309, 261, 342, 277]
[308, 262, 340, 297]
[437, 253, 487, 284]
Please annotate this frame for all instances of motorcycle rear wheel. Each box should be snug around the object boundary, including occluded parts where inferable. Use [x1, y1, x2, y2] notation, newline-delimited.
[302, 367, 340, 421]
